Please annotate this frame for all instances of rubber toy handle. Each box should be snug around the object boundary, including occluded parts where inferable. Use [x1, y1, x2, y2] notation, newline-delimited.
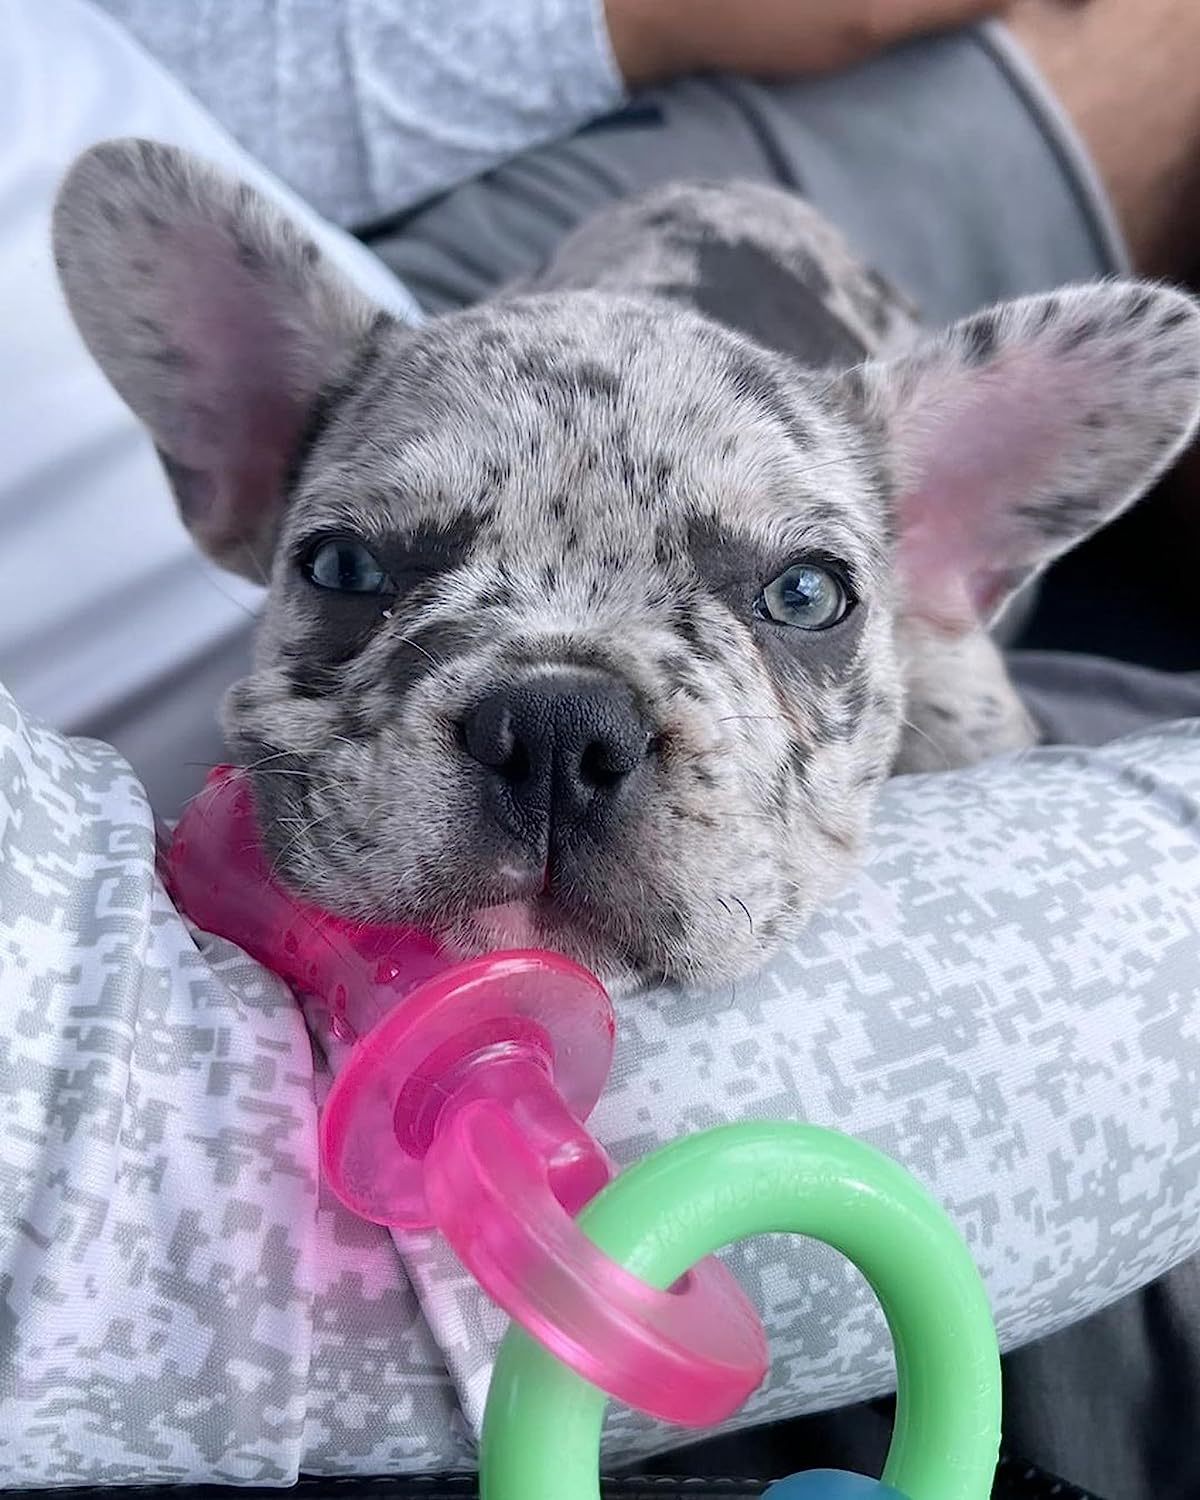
[165, 766, 768, 1426]
[480, 1123, 1001, 1500]
[161, 765, 447, 1040]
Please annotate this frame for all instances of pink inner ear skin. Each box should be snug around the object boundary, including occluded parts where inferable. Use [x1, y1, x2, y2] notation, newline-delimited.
[891, 350, 1085, 630]
[159, 222, 318, 549]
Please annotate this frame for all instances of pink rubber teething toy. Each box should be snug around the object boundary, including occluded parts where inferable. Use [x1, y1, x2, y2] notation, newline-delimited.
[164, 766, 768, 1425]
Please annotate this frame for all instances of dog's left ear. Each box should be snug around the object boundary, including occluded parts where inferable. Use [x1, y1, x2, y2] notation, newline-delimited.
[844, 281, 1200, 630]
[52, 138, 380, 580]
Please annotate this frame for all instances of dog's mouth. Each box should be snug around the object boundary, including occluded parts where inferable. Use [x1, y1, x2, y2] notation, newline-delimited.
[458, 878, 596, 954]
[462, 898, 549, 951]
[437, 882, 653, 989]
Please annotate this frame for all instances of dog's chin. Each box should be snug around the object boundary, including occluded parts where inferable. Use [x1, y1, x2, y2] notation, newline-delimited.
[458, 900, 544, 952]
[436, 899, 648, 995]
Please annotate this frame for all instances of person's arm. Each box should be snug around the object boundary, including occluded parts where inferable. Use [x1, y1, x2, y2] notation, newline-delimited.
[5, 661, 1199, 1477]
[606, 0, 1007, 86]
[97, 0, 1008, 229]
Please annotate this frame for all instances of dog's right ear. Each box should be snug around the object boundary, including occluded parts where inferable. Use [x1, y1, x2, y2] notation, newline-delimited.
[53, 138, 381, 580]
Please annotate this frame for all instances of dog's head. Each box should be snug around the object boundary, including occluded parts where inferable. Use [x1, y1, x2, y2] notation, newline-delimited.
[53, 141, 1200, 986]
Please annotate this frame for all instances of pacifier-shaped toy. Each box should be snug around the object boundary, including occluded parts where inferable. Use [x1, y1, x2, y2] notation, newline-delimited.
[164, 766, 768, 1425]
[168, 767, 1003, 1500]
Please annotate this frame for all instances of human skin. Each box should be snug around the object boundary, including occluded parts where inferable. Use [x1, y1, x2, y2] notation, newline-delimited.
[1008, 0, 1200, 552]
[603, 0, 1009, 88]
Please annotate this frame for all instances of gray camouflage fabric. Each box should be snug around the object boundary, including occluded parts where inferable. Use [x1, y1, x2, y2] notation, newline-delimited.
[2, 675, 1200, 1484]
[0, 683, 470, 1485]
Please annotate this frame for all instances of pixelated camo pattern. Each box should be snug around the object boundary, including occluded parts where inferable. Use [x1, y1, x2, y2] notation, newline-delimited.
[2, 676, 1199, 1484]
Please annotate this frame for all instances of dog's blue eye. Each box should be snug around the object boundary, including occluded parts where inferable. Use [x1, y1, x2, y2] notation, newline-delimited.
[304, 538, 392, 594]
[759, 562, 851, 630]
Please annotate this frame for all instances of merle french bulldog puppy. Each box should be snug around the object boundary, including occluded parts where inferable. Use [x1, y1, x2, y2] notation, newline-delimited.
[52, 142, 1200, 989]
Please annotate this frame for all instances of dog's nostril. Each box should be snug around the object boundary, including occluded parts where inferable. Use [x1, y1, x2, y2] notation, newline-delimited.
[579, 739, 625, 790]
[499, 739, 531, 786]
[461, 696, 516, 771]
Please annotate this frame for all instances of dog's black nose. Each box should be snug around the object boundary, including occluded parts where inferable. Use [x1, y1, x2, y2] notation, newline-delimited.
[462, 669, 651, 847]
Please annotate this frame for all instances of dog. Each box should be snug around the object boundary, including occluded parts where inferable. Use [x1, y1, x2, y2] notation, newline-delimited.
[52, 141, 1200, 990]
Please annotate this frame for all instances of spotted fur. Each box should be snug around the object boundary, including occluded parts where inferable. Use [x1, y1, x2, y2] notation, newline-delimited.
[52, 144, 1200, 987]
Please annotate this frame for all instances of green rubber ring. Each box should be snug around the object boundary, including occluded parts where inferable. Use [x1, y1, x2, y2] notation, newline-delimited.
[480, 1122, 1000, 1500]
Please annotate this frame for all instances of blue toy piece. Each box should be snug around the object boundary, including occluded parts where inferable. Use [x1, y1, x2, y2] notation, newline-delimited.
[764, 1472, 909, 1500]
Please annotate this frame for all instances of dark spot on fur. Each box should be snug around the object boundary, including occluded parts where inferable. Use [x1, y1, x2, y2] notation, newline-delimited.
[477, 329, 513, 356]
[335, 700, 374, 740]
[1121, 290, 1155, 324]
[661, 237, 868, 369]
[1018, 492, 1100, 542]
[657, 651, 700, 692]
[548, 493, 568, 521]
[671, 601, 722, 664]
[1058, 317, 1104, 355]
[722, 352, 815, 450]
[960, 314, 998, 365]
[859, 268, 905, 336]
[759, 597, 870, 705]
[1032, 297, 1060, 332]
[816, 818, 855, 854]
[150, 345, 192, 370]
[842, 663, 873, 721]
[284, 661, 341, 700]
[686, 515, 785, 609]
[381, 507, 486, 579]
[234, 234, 266, 273]
[540, 561, 558, 592]
[566, 361, 621, 399]
[488, 577, 516, 610]
[642, 206, 683, 234]
[514, 349, 621, 406]
[837, 368, 868, 409]
[387, 619, 477, 693]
